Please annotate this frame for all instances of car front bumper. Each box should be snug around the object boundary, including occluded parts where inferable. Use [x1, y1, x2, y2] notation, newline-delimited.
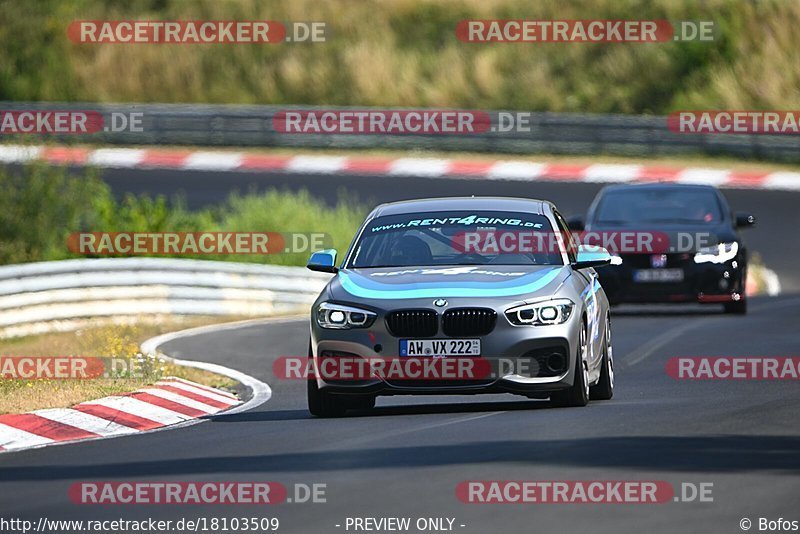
[309, 298, 583, 397]
[596, 254, 746, 304]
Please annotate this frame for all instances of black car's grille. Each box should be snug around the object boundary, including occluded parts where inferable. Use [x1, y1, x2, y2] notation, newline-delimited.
[619, 253, 693, 269]
[386, 310, 438, 337]
[442, 308, 497, 337]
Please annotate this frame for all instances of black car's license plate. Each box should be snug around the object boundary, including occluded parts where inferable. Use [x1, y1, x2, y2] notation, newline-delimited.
[633, 269, 685, 283]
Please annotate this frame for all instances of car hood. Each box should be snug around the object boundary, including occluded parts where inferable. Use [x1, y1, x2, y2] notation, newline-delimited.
[326, 265, 571, 302]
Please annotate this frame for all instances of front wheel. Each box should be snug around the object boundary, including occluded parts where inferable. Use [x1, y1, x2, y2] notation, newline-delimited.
[551, 319, 590, 407]
[307, 341, 347, 417]
[724, 299, 747, 315]
[590, 315, 614, 401]
[307, 374, 348, 417]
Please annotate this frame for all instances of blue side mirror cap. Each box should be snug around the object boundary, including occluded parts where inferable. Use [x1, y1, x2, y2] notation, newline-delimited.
[307, 249, 338, 273]
[573, 244, 611, 270]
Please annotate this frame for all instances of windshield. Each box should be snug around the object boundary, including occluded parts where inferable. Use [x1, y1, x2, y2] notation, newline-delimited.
[594, 189, 723, 225]
[348, 210, 565, 268]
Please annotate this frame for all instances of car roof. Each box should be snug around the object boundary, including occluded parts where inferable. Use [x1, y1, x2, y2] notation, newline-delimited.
[599, 183, 720, 194]
[370, 197, 550, 217]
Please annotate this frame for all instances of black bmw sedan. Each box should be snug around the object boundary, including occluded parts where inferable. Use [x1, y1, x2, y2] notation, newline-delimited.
[570, 183, 755, 314]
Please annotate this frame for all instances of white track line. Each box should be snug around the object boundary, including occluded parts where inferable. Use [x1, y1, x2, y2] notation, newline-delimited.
[141, 316, 287, 416]
[0, 317, 279, 454]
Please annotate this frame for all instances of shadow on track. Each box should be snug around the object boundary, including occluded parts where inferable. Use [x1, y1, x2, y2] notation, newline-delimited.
[211, 398, 551, 422]
[3, 435, 799, 481]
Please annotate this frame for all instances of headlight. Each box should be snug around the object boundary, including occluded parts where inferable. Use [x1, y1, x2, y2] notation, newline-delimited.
[505, 298, 574, 326]
[610, 254, 623, 265]
[694, 241, 739, 264]
[316, 302, 376, 329]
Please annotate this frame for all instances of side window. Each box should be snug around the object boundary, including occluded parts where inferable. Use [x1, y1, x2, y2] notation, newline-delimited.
[553, 211, 577, 264]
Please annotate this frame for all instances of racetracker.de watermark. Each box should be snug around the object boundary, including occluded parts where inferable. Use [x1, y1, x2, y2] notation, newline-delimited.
[273, 110, 492, 134]
[456, 481, 713, 503]
[455, 20, 714, 43]
[666, 357, 800, 380]
[0, 110, 144, 135]
[276, 356, 492, 381]
[668, 111, 800, 134]
[68, 20, 327, 44]
[69, 482, 286, 504]
[454, 230, 673, 255]
[0, 356, 153, 380]
[68, 232, 331, 255]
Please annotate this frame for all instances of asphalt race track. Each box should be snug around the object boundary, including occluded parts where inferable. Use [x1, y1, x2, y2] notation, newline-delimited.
[1, 297, 799, 532]
[1, 167, 798, 533]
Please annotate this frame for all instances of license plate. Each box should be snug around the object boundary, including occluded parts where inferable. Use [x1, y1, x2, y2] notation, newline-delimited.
[400, 339, 481, 357]
[633, 268, 685, 283]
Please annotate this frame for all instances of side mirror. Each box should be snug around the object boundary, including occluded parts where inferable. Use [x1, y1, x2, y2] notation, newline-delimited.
[735, 212, 755, 228]
[307, 249, 339, 273]
[572, 244, 611, 270]
[566, 215, 585, 231]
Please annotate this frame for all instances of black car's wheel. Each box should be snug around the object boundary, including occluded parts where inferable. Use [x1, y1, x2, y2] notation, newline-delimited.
[590, 315, 614, 401]
[724, 299, 747, 315]
[551, 319, 590, 407]
[307, 341, 347, 417]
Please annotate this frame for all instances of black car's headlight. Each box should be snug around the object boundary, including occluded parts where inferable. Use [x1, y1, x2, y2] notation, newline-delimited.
[694, 241, 738, 264]
[316, 302, 376, 329]
[505, 298, 574, 326]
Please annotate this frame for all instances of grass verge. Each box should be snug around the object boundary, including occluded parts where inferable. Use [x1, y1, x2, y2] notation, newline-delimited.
[0, 317, 253, 415]
[2, 0, 798, 115]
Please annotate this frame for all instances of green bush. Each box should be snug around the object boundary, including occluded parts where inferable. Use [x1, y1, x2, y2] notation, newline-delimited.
[218, 188, 366, 266]
[0, 165, 366, 266]
[0, 165, 109, 264]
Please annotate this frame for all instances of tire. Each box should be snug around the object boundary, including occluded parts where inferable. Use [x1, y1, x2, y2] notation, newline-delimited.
[551, 319, 590, 407]
[307, 341, 347, 417]
[345, 395, 376, 411]
[724, 299, 747, 315]
[590, 315, 614, 401]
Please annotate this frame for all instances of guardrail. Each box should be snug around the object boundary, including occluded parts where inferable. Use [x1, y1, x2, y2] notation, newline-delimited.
[2, 102, 799, 162]
[0, 258, 329, 339]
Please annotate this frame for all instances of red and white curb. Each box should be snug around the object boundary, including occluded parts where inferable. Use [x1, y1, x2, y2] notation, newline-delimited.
[1, 144, 798, 191]
[0, 377, 239, 452]
[0, 317, 278, 454]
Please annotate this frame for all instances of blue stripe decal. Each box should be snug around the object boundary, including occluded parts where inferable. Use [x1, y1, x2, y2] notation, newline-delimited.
[580, 277, 602, 299]
[338, 268, 562, 299]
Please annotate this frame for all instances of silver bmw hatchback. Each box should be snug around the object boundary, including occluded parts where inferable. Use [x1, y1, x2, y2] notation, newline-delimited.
[306, 197, 614, 417]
